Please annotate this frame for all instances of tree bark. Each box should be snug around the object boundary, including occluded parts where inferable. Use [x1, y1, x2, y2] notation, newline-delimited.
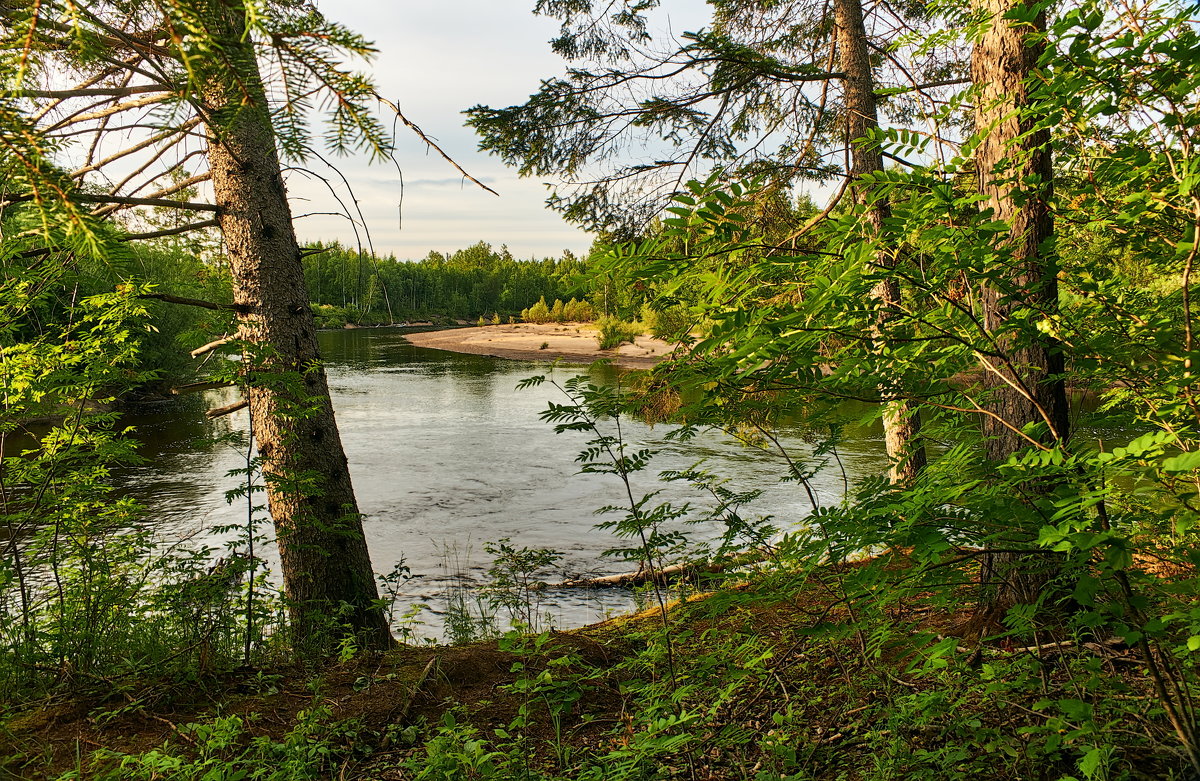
[833, 0, 927, 484]
[971, 0, 1070, 611]
[201, 1, 391, 651]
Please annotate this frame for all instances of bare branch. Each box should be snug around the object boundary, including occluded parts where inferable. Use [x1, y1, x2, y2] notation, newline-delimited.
[43, 93, 173, 130]
[191, 337, 234, 358]
[376, 94, 499, 197]
[172, 381, 235, 395]
[77, 194, 217, 211]
[206, 399, 248, 419]
[70, 118, 202, 178]
[5, 84, 172, 99]
[139, 292, 249, 313]
[121, 218, 219, 241]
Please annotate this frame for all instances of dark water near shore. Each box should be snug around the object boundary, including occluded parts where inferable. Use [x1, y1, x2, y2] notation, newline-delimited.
[111, 327, 890, 639]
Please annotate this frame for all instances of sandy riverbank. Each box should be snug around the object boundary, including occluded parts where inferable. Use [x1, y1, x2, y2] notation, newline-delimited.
[404, 322, 672, 368]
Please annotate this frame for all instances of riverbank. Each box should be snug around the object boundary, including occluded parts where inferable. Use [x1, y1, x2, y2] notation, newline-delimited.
[404, 322, 673, 368]
[1, 552, 1185, 780]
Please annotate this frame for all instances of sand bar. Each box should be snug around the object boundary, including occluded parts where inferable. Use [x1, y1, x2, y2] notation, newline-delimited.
[403, 322, 671, 368]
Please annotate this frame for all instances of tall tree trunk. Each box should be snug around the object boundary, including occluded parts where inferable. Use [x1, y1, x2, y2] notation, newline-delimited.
[833, 0, 927, 485]
[971, 0, 1070, 611]
[201, 1, 391, 651]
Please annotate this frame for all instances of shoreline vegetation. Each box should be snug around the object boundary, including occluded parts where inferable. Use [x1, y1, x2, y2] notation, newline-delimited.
[403, 322, 672, 368]
[2, 551, 1187, 779]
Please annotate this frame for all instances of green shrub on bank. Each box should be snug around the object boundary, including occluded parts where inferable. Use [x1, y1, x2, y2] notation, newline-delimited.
[561, 297, 596, 322]
[522, 297, 597, 324]
[522, 296, 552, 323]
[595, 316, 640, 350]
[639, 303, 691, 342]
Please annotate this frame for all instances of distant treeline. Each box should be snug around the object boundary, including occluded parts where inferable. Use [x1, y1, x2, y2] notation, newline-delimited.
[303, 241, 590, 326]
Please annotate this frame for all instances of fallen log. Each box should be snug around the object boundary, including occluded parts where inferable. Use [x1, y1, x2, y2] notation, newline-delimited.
[547, 548, 773, 589]
[551, 561, 722, 589]
[171, 380, 235, 395]
[206, 399, 248, 419]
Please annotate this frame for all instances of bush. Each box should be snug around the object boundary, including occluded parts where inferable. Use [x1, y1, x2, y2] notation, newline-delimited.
[562, 297, 596, 322]
[640, 303, 691, 342]
[522, 296, 551, 324]
[596, 316, 641, 350]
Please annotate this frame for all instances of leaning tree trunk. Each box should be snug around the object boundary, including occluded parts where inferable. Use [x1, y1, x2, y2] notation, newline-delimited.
[971, 0, 1070, 612]
[201, 2, 391, 652]
[833, 0, 927, 485]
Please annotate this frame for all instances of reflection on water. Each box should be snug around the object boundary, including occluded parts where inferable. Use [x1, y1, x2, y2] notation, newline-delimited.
[113, 327, 889, 637]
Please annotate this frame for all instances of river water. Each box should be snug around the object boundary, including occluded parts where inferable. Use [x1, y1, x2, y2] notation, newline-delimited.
[117, 327, 889, 638]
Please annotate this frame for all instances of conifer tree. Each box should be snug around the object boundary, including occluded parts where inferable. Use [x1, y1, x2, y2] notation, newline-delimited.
[0, 0, 405, 650]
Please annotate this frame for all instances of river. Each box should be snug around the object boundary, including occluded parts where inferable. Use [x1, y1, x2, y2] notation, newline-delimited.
[117, 327, 890, 639]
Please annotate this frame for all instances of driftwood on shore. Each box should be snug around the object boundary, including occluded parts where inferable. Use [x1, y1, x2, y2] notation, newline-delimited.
[550, 561, 724, 589]
[546, 549, 773, 589]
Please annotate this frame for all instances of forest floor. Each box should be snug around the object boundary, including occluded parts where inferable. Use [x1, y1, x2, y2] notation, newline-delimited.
[404, 323, 673, 368]
[0, 555, 1189, 780]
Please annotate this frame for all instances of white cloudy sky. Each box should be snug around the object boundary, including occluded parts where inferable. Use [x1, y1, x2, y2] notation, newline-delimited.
[286, 0, 711, 261]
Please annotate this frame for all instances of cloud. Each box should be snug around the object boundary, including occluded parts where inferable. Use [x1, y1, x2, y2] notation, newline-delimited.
[365, 175, 499, 189]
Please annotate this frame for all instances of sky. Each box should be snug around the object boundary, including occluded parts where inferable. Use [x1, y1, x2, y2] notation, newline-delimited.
[285, 0, 711, 262]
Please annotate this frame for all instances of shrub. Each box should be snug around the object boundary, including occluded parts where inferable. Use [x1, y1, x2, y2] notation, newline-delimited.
[596, 316, 641, 350]
[562, 297, 596, 322]
[641, 303, 691, 342]
[522, 296, 551, 324]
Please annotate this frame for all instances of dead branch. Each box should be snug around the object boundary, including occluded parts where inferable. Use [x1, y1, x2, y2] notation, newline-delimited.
[140, 172, 211, 201]
[141, 292, 245, 313]
[122, 218, 219, 241]
[43, 92, 173, 130]
[101, 147, 207, 209]
[5, 84, 172, 99]
[71, 118, 202, 178]
[76, 194, 217, 211]
[206, 400, 248, 419]
[380, 657, 439, 743]
[191, 337, 234, 358]
[171, 381, 235, 395]
[375, 94, 499, 197]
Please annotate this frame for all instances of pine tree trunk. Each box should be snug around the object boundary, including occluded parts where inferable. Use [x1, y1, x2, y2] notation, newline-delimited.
[201, 2, 391, 652]
[834, 0, 927, 484]
[971, 0, 1070, 612]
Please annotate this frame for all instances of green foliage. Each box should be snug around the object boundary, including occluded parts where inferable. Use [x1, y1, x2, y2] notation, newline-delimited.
[523, 296, 598, 324]
[77, 706, 368, 781]
[483, 539, 562, 632]
[305, 242, 586, 325]
[594, 317, 640, 350]
[639, 303, 691, 342]
[522, 296, 553, 324]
